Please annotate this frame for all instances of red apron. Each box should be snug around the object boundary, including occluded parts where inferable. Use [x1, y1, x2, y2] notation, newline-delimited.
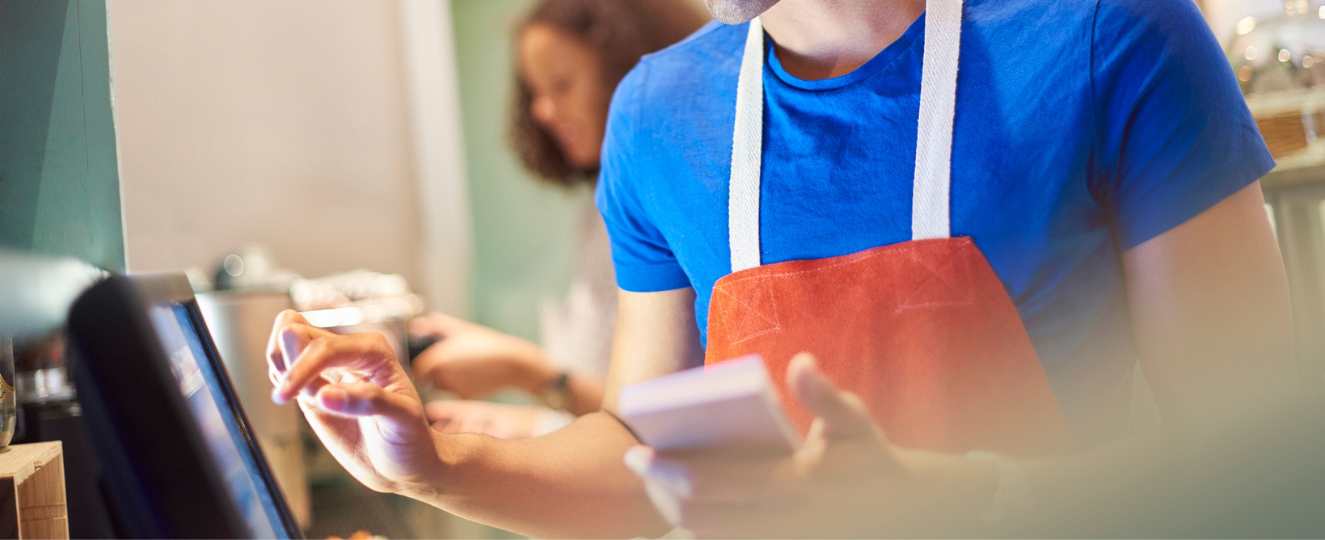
[705, 3, 1074, 457]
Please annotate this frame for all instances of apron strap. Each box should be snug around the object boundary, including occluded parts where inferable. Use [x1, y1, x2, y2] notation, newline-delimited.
[727, 1, 962, 273]
[729, 17, 766, 273]
[912, 0, 962, 240]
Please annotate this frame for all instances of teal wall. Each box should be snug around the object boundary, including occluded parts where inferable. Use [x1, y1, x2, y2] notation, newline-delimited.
[0, 0, 125, 272]
[452, 0, 586, 340]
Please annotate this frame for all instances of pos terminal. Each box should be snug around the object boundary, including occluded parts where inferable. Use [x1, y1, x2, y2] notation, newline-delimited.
[68, 274, 302, 539]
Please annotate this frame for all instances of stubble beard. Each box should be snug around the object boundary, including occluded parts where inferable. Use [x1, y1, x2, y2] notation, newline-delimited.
[702, 0, 782, 24]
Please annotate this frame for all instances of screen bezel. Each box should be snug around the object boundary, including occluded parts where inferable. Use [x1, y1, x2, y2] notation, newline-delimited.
[69, 273, 302, 539]
[142, 275, 302, 538]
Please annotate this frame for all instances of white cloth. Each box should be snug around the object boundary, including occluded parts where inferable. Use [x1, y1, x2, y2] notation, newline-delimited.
[539, 201, 618, 381]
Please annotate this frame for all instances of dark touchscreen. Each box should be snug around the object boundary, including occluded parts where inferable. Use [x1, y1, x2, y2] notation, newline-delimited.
[147, 303, 288, 539]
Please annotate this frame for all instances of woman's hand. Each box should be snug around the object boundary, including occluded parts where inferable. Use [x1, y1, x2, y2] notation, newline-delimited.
[424, 400, 543, 440]
[623, 353, 997, 538]
[267, 310, 445, 497]
[410, 312, 560, 399]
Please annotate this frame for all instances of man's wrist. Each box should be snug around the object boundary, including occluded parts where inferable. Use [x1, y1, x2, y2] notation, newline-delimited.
[397, 430, 461, 501]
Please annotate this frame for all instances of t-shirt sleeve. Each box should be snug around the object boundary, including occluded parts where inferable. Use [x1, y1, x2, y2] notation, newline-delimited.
[595, 63, 692, 292]
[1091, 0, 1275, 249]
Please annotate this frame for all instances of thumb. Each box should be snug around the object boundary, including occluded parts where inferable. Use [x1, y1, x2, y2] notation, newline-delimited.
[316, 381, 426, 431]
[787, 353, 876, 440]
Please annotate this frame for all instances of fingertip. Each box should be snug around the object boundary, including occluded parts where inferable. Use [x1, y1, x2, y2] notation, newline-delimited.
[787, 352, 825, 403]
[273, 309, 302, 330]
[271, 385, 289, 405]
[624, 445, 655, 474]
[789, 351, 817, 370]
[787, 352, 820, 383]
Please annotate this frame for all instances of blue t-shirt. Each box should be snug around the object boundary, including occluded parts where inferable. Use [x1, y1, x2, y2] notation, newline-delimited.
[595, 0, 1273, 446]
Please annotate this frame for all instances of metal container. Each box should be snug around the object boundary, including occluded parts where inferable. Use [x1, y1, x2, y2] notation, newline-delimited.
[195, 290, 311, 529]
[299, 296, 420, 372]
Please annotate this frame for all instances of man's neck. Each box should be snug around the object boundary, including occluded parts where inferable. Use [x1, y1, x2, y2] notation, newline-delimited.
[761, 0, 926, 80]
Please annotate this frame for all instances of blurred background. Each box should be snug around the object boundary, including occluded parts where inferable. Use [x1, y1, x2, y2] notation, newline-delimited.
[2, 0, 1323, 537]
[111, 2, 601, 537]
[113, 0, 584, 340]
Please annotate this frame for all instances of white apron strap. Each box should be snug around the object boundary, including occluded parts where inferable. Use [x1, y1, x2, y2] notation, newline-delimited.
[727, 1, 962, 273]
[912, 0, 962, 240]
[729, 17, 766, 273]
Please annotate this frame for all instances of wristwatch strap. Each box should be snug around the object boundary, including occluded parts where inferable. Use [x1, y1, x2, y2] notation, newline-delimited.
[536, 371, 574, 412]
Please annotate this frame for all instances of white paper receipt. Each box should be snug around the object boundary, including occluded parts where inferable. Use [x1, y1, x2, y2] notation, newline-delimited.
[617, 355, 801, 454]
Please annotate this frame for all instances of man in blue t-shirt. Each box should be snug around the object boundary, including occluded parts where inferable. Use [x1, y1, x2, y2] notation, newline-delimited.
[594, 0, 1292, 533]
[266, 0, 1295, 537]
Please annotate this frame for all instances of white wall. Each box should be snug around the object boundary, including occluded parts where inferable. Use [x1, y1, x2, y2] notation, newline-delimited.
[112, 0, 428, 289]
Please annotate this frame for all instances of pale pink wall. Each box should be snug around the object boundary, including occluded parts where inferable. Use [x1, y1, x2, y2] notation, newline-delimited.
[112, 0, 423, 285]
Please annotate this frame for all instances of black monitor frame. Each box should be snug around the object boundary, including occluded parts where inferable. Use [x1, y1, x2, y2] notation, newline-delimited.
[67, 273, 302, 539]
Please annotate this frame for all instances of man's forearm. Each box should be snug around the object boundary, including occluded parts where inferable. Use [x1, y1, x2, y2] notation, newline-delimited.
[410, 287, 696, 537]
[408, 411, 669, 539]
[1006, 393, 1307, 537]
[1008, 427, 1182, 537]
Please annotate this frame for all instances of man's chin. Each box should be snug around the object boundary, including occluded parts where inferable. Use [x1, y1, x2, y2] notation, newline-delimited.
[702, 0, 781, 24]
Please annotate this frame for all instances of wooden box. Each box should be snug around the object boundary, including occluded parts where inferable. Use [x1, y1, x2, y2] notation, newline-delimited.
[0, 442, 66, 539]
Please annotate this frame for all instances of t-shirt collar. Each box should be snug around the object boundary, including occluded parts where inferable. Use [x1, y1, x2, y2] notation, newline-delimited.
[765, 12, 928, 92]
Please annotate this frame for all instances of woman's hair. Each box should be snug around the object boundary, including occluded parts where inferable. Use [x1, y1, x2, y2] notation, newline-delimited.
[510, 0, 709, 186]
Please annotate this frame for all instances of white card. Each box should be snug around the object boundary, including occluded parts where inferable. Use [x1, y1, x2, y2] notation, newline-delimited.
[617, 355, 800, 453]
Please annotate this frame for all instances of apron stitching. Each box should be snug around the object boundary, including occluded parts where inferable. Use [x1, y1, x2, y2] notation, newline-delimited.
[715, 239, 967, 286]
[713, 287, 783, 344]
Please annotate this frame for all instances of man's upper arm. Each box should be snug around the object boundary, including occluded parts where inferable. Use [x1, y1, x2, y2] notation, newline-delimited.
[1097, 0, 1290, 422]
[596, 61, 703, 409]
[1122, 182, 1294, 423]
[602, 287, 705, 411]
[596, 62, 692, 293]
[1091, 0, 1274, 250]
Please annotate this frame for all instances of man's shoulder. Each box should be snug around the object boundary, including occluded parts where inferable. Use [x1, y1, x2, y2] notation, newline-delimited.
[966, 0, 1097, 34]
[1091, 0, 1201, 17]
[639, 20, 743, 74]
[971, 0, 1197, 28]
[613, 20, 742, 114]
[1089, 0, 1210, 39]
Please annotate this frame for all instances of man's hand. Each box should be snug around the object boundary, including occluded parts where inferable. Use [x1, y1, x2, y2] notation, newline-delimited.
[623, 353, 997, 538]
[425, 400, 543, 439]
[267, 310, 445, 496]
[410, 312, 560, 399]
